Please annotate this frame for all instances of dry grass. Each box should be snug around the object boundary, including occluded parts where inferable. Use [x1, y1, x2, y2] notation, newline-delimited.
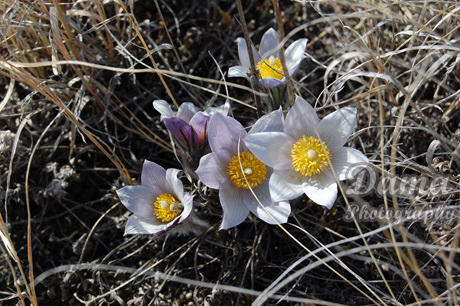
[0, 0, 459, 305]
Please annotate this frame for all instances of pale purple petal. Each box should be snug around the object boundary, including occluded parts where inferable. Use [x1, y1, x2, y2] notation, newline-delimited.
[178, 193, 193, 223]
[258, 200, 291, 224]
[249, 108, 284, 134]
[204, 99, 231, 117]
[303, 173, 338, 209]
[243, 179, 290, 224]
[237, 37, 260, 68]
[330, 147, 369, 181]
[208, 112, 247, 163]
[163, 117, 198, 148]
[244, 132, 294, 170]
[259, 28, 280, 59]
[116, 185, 157, 220]
[196, 153, 228, 189]
[177, 102, 198, 123]
[259, 78, 285, 88]
[124, 215, 167, 235]
[141, 160, 166, 191]
[317, 108, 357, 153]
[219, 184, 250, 229]
[228, 65, 249, 79]
[285, 39, 308, 74]
[153, 100, 174, 119]
[269, 169, 304, 202]
[285, 95, 319, 140]
[164, 168, 184, 200]
[189, 112, 209, 145]
[237, 37, 251, 68]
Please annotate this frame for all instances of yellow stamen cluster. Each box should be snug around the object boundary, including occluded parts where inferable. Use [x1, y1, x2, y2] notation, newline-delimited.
[227, 152, 267, 189]
[256, 55, 285, 80]
[154, 193, 183, 223]
[291, 136, 331, 176]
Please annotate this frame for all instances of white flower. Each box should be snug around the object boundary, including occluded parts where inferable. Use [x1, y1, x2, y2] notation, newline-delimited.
[116, 160, 193, 235]
[228, 28, 308, 88]
[244, 95, 369, 209]
[195, 110, 291, 229]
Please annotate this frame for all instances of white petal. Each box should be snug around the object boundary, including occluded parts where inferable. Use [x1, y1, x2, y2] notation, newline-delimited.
[285, 38, 308, 74]
[237, 37, 260, 68]
[237, 37, 251, 68]
[204, 100, 231, 116]
[179, 193, 194, 223]
[317, 108, 357, 152]
[177, 102, 198, 123]
[196, 153, 228, 189]
[261, 201, 291, 224]
[285, 95, 319, 140]
[244, 132, 294, 170]
[210, 99, 231, 117]
[124, 215, 167, 235]
[243, 179, 291, 224]
[303, 173, 338, 209]
[330, 147, 369, 180]
[259, 78, 285, 88]
[164, 168, 184, 200]
[259, 28, 280, 59]
[220, 99, 232, 116]
[141, 160, 167, 191]
[228, 66, 249, 79]
[269, 169, 304, 202]
[219, 185, 249, 229]
[116, 186, 157, 220]
[248, 108, 284, 134]
[153, 100, 174, 118]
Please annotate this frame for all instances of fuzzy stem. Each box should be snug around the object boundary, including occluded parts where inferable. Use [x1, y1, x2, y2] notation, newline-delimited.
[236, 0, 263, 117]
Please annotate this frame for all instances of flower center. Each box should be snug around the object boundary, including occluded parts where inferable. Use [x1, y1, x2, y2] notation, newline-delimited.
[154, 193, 183, 223]
[291, 136, 331, 176]
[227, 152, 267, 189]
[256, 55, 285, 80]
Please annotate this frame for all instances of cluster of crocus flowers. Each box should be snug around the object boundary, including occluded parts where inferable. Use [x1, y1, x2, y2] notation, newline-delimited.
[117, 96, 368, 234]
[115, 27, 369, 236]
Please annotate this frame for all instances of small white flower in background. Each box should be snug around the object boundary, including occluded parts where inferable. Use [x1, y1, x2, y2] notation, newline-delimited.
[116, 160, 196, 235]
[196, 110, 291, 229]
[153, 99, 231, 149]
[244, 95, 369, 209]
[228, 28, 308, 88]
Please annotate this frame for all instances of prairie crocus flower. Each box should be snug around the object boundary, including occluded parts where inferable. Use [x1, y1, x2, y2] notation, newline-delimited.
[244, 96, 369, 209]
[153, 100, 230, 150]
[116, 160, 193, 235]
[228, 28, 308, 88]
[196, 110, 291, 229]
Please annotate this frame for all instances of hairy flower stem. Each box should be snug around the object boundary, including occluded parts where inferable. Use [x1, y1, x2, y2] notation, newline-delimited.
[271, 0, 294, 106]
[268, 86, 287, 110]
[235, 0, 263, 117]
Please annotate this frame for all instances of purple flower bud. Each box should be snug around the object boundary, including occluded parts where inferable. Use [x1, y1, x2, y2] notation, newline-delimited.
[163, 117, 201, 149]
[153, 100, 230, 150]
[189, 112, 209, 145]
